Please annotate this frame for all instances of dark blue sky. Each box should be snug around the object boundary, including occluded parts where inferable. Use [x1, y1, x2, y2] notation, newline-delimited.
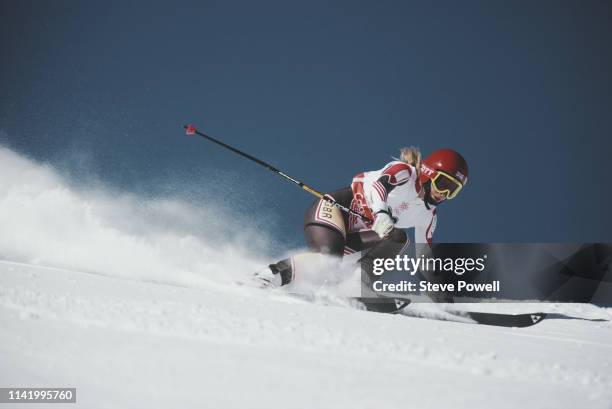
[1, 0, 611, 246]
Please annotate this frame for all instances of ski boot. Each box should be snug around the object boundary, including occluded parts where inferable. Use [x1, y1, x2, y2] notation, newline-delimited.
[252, 259, 293, 288]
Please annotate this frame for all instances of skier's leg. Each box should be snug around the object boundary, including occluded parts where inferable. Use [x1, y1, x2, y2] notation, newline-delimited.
[345, 230, 380, 253]
[361, 228, 409, 258]
[260, 188, 352, 287]
[302, 187, 352, 253]
[304, 224, 345, 255]
[358, 228, 410, 284]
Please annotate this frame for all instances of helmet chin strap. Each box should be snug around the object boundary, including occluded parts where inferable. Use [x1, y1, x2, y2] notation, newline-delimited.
[422, 181, 442, 209]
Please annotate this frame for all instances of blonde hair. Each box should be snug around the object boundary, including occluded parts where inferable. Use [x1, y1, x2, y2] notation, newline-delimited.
[399, 146, 422, 177]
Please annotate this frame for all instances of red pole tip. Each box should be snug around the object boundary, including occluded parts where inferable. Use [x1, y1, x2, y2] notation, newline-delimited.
[185, 124, 196, 135]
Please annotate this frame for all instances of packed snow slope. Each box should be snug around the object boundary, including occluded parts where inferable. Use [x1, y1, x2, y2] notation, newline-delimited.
[2, 261, 612, 409]
[1, 146, 611, 409]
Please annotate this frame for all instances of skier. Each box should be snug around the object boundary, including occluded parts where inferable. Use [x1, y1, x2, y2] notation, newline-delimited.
[255, 148, 469, 288]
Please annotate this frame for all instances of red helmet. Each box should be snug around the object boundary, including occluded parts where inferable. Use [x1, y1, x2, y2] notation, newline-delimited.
[419, 149, 468, 199]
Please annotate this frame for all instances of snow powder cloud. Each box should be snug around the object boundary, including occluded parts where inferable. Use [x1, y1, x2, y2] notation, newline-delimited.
[0, 145, 275, 288]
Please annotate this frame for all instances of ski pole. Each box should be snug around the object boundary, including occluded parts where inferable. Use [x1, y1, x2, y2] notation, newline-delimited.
[183, 124, 373, 224]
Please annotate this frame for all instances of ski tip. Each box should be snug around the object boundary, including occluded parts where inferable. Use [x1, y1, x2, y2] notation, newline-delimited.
[529, 313, 546, 325]
[185, 124, 196, 136]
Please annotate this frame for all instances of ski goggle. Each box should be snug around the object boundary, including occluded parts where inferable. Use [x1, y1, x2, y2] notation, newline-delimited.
[430, 171, 464, 200]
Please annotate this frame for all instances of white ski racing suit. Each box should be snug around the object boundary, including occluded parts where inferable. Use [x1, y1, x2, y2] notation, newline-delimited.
[350, 160, 437, 245]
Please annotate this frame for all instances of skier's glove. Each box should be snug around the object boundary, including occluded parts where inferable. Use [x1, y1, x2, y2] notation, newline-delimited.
[372, 210, 395, 238]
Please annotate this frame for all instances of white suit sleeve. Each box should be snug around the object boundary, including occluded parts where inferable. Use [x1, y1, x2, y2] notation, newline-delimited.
[369, 162, 415, 214]
[415, 211, 437, 246]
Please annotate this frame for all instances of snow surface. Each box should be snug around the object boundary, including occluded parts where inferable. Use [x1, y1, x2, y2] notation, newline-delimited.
[2, 261, 612, 409]
[1, 146, 611, 409]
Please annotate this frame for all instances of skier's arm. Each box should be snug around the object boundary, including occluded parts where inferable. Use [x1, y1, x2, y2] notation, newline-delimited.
[369, 162, 414, 214]
[414, 211, 437, 246]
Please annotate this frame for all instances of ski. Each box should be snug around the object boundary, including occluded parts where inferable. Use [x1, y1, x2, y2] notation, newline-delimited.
[354, 297, 411, 314]
[284, 293, 411, 314]
[370, 292, 547, 327]
[446, 310, 547, 328]
[283, 292, 545, 327]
